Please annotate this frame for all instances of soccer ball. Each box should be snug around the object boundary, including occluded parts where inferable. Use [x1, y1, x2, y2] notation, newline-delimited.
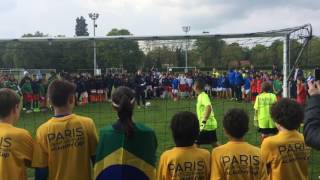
[145, 102, 151, 107]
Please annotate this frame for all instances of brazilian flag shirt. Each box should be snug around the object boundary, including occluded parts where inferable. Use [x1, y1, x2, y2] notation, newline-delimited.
[196, 92, 218, 131]
[94, 122, 157, 180]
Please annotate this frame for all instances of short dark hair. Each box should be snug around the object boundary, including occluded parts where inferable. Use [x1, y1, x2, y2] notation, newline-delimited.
[0, 89, 20, 118]
[194, 78, 205, 91]
[270, 98, 303, 130]
[223, 108, 249, 139]
[48, 80, 76, 107]
[262, 82, 272, 93]
[170, 111, 199, 147]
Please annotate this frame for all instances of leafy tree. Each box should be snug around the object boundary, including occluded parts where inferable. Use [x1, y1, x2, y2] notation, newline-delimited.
[195, 38, 226, 67]
[75, 16, 89, 36]
[94, 29, 144, 72]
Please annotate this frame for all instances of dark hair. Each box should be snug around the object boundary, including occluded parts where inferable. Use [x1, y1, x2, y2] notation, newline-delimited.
[112, 86, 135, 137]
[170, 111, 199, 147]
[194, 78, 205, 91]
[0, 89, 20, 118]
[297, 76, 305, 82]
[262, 82, 272, 93]
[48, 80, 76, 107]
[223, 108, 249, 139]
[270, 98, 304, 130]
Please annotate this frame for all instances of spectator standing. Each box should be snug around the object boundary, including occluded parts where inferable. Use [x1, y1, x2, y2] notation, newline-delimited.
[134, 70, 146, 108]
[303, 80, 320, 150]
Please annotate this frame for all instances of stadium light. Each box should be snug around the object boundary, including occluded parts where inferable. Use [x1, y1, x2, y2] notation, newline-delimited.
[182, 26, 190, 73]
[88, 12, 99, 76]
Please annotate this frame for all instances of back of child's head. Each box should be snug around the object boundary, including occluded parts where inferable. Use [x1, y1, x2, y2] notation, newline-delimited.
[194, 78, 205, 91]
[262, 82, 272, 93]
[223, 108, 249, 139]
[48, 80, 76, 107]
[112, 86, 135, 137]
[170, 111, 199, 147]
[0, 88, 20, 119]
[271, 98, 303, 130]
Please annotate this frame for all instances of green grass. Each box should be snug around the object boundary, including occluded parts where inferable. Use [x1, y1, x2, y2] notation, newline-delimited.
[17, 99, 320, 179]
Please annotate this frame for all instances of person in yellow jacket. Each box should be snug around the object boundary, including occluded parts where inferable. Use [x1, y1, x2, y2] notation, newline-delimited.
[193, 78, 218, 147]
[0, 88, 33, 180]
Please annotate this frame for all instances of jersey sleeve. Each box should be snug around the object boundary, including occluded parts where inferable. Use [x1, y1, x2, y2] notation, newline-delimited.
[259, 156, 269, 180]
[32, 126, 49, 168]
[254, 96, 259, 110]
[261, 140, 273, 166]
[14, 130, 33, 162]
[87, 119, 98, 156]
[157, 153, 166, 180]
[202, 94, 212, 107]
[210, 150, 224, 180]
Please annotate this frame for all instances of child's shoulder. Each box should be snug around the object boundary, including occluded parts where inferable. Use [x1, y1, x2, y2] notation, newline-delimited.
[135, 122, 155, 133]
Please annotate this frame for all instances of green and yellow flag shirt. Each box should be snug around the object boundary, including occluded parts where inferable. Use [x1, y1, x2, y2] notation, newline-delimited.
[32, 114, 98, 180]
[0, 123, 33, 180]
[197, 92, 217, 131]
[94, 122, 157, 180]
[254, 92, 277, 129]
[261, 130, 310, 180]
[157, 145, 210, 180]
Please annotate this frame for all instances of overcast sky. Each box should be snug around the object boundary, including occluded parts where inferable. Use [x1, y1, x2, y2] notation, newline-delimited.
[0, 0, 319, 38]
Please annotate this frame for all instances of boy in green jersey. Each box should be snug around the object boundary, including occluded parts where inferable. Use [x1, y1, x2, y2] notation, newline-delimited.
[193, 78, 218, 147]
[254, 82, 278, 141]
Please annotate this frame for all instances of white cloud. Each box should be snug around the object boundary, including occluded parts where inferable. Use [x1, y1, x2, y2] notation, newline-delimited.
[0, 0, 319, 38]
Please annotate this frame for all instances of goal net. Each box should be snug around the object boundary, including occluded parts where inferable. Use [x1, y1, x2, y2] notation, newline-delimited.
[0, 24, 318, 178]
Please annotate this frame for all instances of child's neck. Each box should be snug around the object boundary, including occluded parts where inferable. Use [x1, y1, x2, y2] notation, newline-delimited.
[229, 137, 244, 142]
[0, 117, 14, 125]
[54, 107, 73, 116]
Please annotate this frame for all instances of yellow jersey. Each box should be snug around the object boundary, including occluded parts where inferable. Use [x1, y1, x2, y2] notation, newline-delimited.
[261, 130, 310, 180]
[158, 145, 211, 180]
[32, 114, 98, 180]
[0, 122, 33, 180]
[211, 141, 267, 180]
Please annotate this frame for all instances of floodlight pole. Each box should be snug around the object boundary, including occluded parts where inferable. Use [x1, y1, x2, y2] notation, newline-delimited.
[282, 34, 290, 98]
[182, 26, 190, 73]
[89, 13, 99, 76]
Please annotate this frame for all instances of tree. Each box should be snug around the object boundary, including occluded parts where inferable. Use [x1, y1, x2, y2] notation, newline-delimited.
[75, 16, 89, 36]
[195, 38, 226, 67]
[221, 43, 246, 67]
[97, 29, 144, 72]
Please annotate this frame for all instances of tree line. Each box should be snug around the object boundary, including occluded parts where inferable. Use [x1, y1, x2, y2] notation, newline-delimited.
[0, 16, 319, 72]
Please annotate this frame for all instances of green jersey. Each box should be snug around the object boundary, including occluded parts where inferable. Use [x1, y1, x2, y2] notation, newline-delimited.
[273, 80, 282, 94]
[196, 92, 217, 131]
[21, 82, 33, 94]
[254, 92, 277, 129]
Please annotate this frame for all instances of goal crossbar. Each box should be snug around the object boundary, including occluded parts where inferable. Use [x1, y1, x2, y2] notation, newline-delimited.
[0, 24, 312, 42]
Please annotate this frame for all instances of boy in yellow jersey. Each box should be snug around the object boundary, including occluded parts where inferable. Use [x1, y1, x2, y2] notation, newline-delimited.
[193, 78, 218, 147]
[32, 80, 98, 180]
[158, 111, 210, 180]
[261, 98, 310, 180]
[211, 108, 267, 180]
[0, 88, 33, 180]
[254, 82, 277, 140]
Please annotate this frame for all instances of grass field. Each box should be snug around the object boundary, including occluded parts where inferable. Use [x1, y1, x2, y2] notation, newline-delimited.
[17, 98, 320, 179]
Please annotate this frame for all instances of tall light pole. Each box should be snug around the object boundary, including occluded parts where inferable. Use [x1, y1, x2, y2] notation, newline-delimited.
[182, 26, 190, 73]
[89, 13, 99, 76]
